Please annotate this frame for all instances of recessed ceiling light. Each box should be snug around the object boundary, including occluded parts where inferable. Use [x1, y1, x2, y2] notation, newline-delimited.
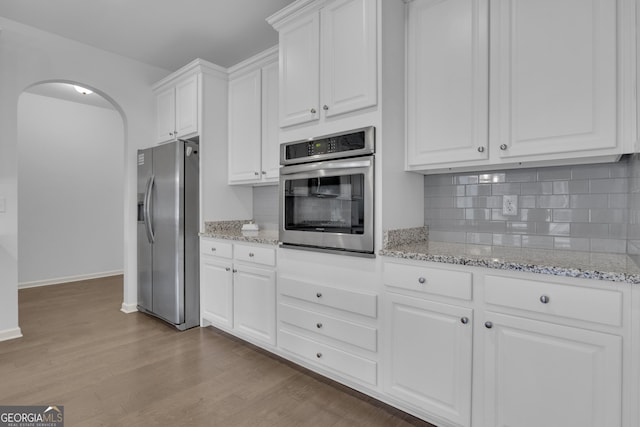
[73, 85, 93, 95]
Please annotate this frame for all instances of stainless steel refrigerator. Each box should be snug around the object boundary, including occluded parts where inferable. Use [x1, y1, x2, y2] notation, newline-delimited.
[137, 139, 199, 330]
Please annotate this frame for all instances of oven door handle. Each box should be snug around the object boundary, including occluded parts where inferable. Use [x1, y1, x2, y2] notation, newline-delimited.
[280, 159, 372, 175]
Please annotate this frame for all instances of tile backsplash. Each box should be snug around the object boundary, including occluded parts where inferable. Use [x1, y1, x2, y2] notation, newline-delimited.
[424, 160, 632, 254]
[253, 185, 279, 231]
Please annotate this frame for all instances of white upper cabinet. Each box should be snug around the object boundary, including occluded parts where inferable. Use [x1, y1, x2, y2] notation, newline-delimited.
[229, 69, 263, 183]
[228, 49, 280, 185]
[492, 0, 617, 160]
[270, 0, 377, 128]
[406, 0, 489, 167]
[406, 0, 631, 172]
[154, 73, 199, 144]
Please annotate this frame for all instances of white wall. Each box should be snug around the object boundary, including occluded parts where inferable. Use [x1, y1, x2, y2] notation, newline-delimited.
[18, 92, 124, 286]
[0, 16, 170, 340]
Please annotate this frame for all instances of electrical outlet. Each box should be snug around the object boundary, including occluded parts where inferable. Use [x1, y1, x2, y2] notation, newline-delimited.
[502, 195, 518, 216]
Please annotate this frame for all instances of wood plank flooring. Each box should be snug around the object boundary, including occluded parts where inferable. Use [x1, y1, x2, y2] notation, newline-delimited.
[0, 276, 435, 426]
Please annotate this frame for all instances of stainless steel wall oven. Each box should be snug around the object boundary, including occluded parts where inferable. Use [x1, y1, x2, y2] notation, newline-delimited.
[279, 127, 375, 256]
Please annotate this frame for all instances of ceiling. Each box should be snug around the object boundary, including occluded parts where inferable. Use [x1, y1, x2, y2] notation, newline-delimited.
[0, 0, 295, 71]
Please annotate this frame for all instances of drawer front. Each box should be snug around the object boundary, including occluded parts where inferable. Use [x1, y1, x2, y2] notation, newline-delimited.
[279, 303, 377, 352]
[234, 244, 276, 266]
[279, 276, 377, 318]
[200, 239, 232, 259]
[279, 329, 377, 385]
[384, 262, 473, 301]
[485, 275, 623, 327]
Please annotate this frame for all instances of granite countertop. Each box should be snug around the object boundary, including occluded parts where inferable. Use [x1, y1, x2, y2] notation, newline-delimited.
[380, 227, 640, 284]
[199, 220, 279, 246]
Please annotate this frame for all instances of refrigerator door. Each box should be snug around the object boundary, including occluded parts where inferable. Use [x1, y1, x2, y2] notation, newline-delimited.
[137, 148, 154, 312]
[151, 141, 185, 324]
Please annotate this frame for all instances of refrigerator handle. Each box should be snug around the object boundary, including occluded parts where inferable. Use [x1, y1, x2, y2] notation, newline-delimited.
[144, 175, 155, 243]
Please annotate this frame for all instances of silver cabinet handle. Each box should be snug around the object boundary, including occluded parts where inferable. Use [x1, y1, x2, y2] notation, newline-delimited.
[418, 277, 426, 284]
[232, 269, 237, 273]
[500, 144, 508, 150]
[261, 171, 266, 175]
[225, 267, 231, 272]
[540, 295, 550, 304]
[249, 252, 254, 258]
[485, 321, 493, 329]
[254, 171, 259, 176]
[461, 317, 469, 324]
[323, 105, 329, 111]
[310, 108, 317, 114]
[477, 146, 485, 153]
[316, 352, 322, 358]
[211, 247, 216, 252]
[316, 323, 323, 329]
[316, 292, 322, 298]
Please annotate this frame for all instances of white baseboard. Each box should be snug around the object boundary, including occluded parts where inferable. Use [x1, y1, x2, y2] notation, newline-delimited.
[120, 302, 138, 314]
[0, 327, 23, 342]
[18, 270, 124, 289]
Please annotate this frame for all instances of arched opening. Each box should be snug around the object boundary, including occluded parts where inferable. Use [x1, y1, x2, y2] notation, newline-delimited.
[17, 81, 127, 299]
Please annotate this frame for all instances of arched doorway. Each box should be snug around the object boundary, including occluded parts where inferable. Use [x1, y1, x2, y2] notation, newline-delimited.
[17, 81, 127, 295]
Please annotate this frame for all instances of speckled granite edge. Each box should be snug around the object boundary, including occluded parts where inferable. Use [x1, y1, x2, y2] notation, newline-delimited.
[380, 229, 640, 285]
[383, 226, 428, 248]
[200, 221, 279, 246]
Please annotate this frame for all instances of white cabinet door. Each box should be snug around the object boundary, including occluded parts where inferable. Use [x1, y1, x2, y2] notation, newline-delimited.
[228, 69, 262, 183]
[278, 11, 320, 127]
[261, 61, 280, 181]
[201, 256, 233, 329]
[155, 87, 176, 144]
[386, 293, 473, 427]
[321, 0, 377, 118]
[483, 312, 622, 427]
[175, 74, 199, 138]
[234, 264, 276, 346]
[406, 0, 489, 168]
[492, 0, 617, 159]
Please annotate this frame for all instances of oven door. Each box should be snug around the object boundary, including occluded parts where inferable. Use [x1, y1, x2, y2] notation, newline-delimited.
[279, 155, 374, 255]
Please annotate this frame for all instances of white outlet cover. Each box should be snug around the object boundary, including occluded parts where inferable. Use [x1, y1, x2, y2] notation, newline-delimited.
[502, 195, 518, 216]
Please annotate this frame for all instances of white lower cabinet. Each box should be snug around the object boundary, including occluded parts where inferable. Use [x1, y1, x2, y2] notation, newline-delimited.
[482, 312, 622, 427]
[386, 293, 473, 427]
[199, 238, 276, 348]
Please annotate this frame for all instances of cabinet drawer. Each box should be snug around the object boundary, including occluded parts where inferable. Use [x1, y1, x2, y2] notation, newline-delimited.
[279, 303, 377, 352]
[279, 276, 377, 318]
[384, 262, 472, 301]
[485, 275, 623, 327]
[200, 239, 232, 259]
[234, 244, 276, 266]
[279, 329, 377, 385]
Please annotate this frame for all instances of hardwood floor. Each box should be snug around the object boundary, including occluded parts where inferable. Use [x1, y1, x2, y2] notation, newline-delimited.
[0, 276, 435, 426]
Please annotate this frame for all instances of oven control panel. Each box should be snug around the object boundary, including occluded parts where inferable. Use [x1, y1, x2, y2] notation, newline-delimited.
[281, 127, 375, 165]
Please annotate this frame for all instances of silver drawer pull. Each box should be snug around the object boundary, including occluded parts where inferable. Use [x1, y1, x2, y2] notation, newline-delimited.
[225, 267, 230, 272]
[540, 295, 550, 304]
[316, 323, 323, 329]
[418, 277, 426, 284]
[485, 321, 493, 329]
[316, 352, 322, 358]
[461, 317, 469, 324]
[316, 292, 322, 298]
[211, 247, 216, 252]
[249, 252, 254, 258]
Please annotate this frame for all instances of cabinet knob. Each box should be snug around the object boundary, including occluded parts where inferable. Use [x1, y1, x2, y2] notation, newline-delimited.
[211, 247, 216, 252]
[500, 144, 508, 150]
[316, 292, 322, 298]
[485, 321, 493, 329]
[310, 108, 317, 114]
[261, 171, 266, 175]
[232, 269, 237, 273]
[225, 267, 231, 272]
[418, 277, 426, 284]
[540, 295, 550, 304]
[461, 317, 469, 324]
[323, 104, 329, 111]
[249, 252, 254, 258]
[316, 322, 323, 329]
[316, 352, 322, 358]
[477, 146, 485, 153]
[254, 171, 259, 176]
